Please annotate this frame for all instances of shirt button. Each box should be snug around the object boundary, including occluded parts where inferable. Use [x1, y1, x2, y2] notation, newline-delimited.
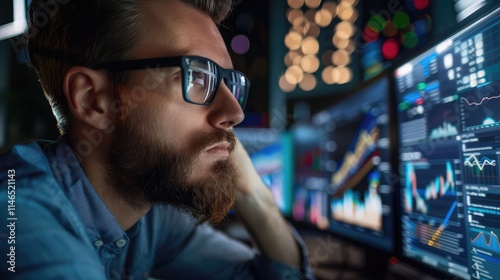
[115, 239, 127, 248]
[94, 240, 104, 247]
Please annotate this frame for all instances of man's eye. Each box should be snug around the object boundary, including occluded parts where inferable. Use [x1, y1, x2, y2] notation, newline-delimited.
[193, 73, 205, 87]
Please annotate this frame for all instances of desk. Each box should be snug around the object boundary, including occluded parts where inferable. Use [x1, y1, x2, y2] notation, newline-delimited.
[216, 218, 388, 280]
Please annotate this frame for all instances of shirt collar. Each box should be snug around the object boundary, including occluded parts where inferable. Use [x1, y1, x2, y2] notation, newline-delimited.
[44, 135, 127, 244]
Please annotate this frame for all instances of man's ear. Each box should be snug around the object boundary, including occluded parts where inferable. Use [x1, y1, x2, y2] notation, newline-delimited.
[63, 67, 115, 130]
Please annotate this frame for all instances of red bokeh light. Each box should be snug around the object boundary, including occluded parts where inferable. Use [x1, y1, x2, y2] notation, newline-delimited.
[414, 0, 429, 10]
[382, 38, 399, 60]
[363, 25, 379, 42]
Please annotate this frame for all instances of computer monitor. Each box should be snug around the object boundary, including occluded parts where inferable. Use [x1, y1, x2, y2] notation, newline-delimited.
[291, 74, 396, 252]
[394, 4, 500, 279]
[0, 0, 27, 41]
[234, 128, 294, 216]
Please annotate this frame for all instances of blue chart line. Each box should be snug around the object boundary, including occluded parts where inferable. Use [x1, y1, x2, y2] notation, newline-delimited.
[427, 201, 457, 247]
[464, 154, 497, 170]
[476, 253, 500, 265]
[443, 201, 458, 225]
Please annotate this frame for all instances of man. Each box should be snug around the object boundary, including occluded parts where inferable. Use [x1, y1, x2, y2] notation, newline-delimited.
[0, 0, 314, 279]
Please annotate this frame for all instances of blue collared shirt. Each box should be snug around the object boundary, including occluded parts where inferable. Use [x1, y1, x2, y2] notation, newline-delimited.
[0, 137, 314, 279]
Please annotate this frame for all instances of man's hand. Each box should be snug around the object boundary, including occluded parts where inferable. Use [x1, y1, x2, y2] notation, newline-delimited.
[229, 136, 301, 268]
[230, 137, 274, 203]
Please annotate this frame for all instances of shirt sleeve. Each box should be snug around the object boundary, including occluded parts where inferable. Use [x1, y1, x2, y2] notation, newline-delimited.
[1, 144, 105, 279]
[0, 176, 107, 280]
[148, 206, 315, 280]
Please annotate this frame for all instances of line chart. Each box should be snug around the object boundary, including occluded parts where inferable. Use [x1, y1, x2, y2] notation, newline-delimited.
[463, 153, 499, 185]
[464, 154, 497, 170]
[461, 94, 500, 106]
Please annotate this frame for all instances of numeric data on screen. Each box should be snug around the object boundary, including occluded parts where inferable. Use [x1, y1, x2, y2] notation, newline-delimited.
[395, 6, 500, 280]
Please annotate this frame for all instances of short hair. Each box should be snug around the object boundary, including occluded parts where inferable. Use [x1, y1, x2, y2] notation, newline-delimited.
[24, 0, 233, 134]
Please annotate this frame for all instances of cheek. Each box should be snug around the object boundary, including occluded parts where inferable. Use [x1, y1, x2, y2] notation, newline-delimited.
[140, 101, 206, 150]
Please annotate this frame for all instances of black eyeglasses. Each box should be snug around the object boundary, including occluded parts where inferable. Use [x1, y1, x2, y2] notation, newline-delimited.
[90, 55, 250, 109]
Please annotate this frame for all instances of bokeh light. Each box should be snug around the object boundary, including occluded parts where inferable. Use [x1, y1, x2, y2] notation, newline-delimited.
[335, 21, 354, 39]
[414, 0, 430, 10]
[382, 21, 398, 37]
[231, 35, 250, 54]
[337, 66, 352, 84]
[393, 12, 410, 29]
[321, 66, 340, 84]
[402, 31, 419, 48]
[279, 74, 296, 92]
[382, 38, 399, 60]
[305, 23, 320, 37]
[293, 54, 303, 65]
[282, 0, 358, 91]
[284, 50, 301, 66]
[304, 9, 316, 22]
[332, 35, 350, 49]
[299, 73, 317, 91]
[322, 1, 337, 16]
[413, 15, 432, 35]
[301, 37, 320, 55]
[332, 49, 351, 66]
[285, 65, 304, 84]
[363, 25, 379, 42]
[344, 40, 356, 54]
[368, 15, 386, 32]
[315, 9, 333, 27]
[301, 55, 320, 73]
[305, 0, 321, 9]
[341, 0, 358, 5]
[287, 9, 304, 25]
[288, 0, 305, 9]
[337, 6, 354, 21]
[284, 31, 303, 50]
[347, 9, 358, 23]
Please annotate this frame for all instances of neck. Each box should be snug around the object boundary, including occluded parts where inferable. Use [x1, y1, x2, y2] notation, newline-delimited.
[67, 133, 151, 231]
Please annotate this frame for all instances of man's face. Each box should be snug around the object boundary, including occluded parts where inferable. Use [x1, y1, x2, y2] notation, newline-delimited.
[105, 0, 245, 224]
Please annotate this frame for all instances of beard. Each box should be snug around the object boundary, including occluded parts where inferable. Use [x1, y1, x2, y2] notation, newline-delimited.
[105, 116, 238, 225]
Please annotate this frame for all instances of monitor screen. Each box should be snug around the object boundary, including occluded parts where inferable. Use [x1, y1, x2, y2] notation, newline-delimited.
[0, 0, 27, 41]
[394, 5, 500, 279]
[291, 75, 395, 252]
[234, 128, 293, 216]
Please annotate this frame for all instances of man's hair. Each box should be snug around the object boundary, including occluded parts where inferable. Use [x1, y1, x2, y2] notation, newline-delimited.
[25, 0, 233, 134]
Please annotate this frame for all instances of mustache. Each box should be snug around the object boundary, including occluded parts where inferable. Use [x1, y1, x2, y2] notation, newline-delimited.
[192, 129, 237, 155]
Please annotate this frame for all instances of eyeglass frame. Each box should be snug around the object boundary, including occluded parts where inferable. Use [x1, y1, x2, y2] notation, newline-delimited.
[90, 55, 250, 109]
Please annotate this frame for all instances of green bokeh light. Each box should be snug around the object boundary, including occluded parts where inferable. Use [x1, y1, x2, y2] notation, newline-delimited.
[399, 101, 410, 111]
[402, 31, 419, 48]
[368, 15, 386, 32]
[393, 12, 410, 29]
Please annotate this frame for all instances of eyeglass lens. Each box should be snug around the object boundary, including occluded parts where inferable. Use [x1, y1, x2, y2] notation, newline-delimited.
[185, 57, 248, 107]
[186, 58, 218, 104]
[224, 71, 248, 108]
